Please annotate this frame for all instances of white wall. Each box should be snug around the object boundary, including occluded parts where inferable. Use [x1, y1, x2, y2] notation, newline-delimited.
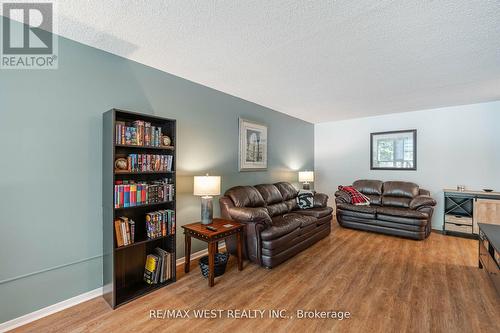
[315, 101, 500, 229]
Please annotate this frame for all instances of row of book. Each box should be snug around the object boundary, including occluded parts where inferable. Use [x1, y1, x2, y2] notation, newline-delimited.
[117, 154, 173, 173]
[114, 180, 174, 208]
[144, 248, 173, 284]
[116, 120, 164, 147]
[114, 217, 135, 247]
[146, 210, 176, 239]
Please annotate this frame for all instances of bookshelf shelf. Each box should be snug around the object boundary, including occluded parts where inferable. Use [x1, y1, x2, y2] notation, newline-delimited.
[114, 200, 174, 211]
[114, 171, 175, 175]
[103, 109, 177, 309]
[115, 279, 175, 307]
[115, 143, 175, 150]
[115, 234, 173, 251]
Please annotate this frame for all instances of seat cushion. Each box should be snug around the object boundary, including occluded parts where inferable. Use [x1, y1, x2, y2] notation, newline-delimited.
[376, 206, 428, 219]
[260, 214, 302, 240]
[297, 214, 318, 227]
[295, 207, 333, 219]
[336, 203, 376, 218]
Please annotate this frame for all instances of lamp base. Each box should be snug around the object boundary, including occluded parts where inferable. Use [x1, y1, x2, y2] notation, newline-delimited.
[201, 196, 213, 225]
[302, 182, 311, 190]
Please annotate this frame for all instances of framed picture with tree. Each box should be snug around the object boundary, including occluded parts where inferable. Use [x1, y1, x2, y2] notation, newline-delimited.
[239, 118, 268, 171]
[370, 129, 417, 170]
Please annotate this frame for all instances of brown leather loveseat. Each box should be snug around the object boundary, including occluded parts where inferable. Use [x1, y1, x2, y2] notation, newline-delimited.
[335, 180, 436, 240]
[220, 182, 333, 268]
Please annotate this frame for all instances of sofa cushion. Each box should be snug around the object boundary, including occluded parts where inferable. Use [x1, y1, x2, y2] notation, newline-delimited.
[284, 198, 298, 211]
[260, 214, 303, 240]
[353, 180, 383, 196]
[295, 207, 333, 219]
[381, 196, 411, 208]
[383, 181, 419, 198]
[298, 215, 318, 228]
[267, 202, 289, 217]
[225, 186, 265, 208]
[274, 182, 298, 200]
[365, 194, 381, 205]
[376, 206, 428, 219]
[336, 203, 376, 219]
[255, 184, 284, 204]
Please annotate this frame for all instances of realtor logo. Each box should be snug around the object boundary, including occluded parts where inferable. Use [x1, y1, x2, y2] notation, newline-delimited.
[1, 1, 58, 69]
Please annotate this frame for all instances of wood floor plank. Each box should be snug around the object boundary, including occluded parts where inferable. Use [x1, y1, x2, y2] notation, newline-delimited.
[10, 220, 500, 333]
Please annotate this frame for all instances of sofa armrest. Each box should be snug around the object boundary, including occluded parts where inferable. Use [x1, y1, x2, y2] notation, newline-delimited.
[409, 195, 436, 210]
[226, 207, 272, 226]
[334, 190, 350, 204]
[313, 192, 329, 208]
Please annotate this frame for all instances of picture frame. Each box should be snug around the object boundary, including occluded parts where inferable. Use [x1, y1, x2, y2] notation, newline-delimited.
[239, 118, 268, 171]
[370, 129, 417, 170]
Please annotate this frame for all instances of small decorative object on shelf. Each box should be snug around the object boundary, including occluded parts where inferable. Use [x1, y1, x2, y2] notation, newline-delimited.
[162, 135, 171, 147]
[193, 174, 221, 225]
[457, 185, 466, 191]
[114, 158, 128, 171]
[103, 109, 176, 309]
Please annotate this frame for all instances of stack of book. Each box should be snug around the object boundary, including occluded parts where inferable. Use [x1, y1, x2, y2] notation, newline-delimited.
[144, 248, 173, 284]
[114, 180, 174, 208]
[146, 210, 176, 239]
[114, 217, 135, 247]
[120, 154, 173, 172]
[116, 120, 164, 147]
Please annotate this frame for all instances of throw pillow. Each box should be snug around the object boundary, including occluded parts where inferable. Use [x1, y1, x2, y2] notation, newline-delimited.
[338, 185, 370, 206]
[297, 190, 314, 209]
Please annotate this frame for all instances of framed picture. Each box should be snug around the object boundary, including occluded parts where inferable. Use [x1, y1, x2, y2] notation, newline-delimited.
[239, 118, 268, 171]
[370, 129, 417, 170]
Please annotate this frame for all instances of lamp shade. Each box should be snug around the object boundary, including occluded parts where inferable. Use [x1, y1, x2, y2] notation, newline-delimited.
[193, 175, 221, 196]
[298, 171, 314, 182]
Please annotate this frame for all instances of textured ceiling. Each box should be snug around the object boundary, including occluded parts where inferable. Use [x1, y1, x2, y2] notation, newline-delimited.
[53, 1, 500, 123]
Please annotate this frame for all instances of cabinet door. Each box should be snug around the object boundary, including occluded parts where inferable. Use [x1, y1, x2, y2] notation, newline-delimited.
[474, 199, 500, 233]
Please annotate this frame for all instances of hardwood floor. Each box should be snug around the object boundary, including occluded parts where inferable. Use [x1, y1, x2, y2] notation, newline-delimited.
[12, 221, 500, 333]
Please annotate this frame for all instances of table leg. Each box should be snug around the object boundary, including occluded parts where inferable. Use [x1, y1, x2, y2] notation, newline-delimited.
[184, 234, 191, 273]
[208, 242, 215, 287]
[237, 230, 243, 271]
[215, 241, 219, 253]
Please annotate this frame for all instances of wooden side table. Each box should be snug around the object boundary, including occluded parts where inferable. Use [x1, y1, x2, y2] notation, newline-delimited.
[182, 218, 244, 287]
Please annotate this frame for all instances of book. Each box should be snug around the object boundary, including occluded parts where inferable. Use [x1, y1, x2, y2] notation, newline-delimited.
[114, 219, 124, 247]
[155, 247, 172, 283]
[144, 254, 159, 284]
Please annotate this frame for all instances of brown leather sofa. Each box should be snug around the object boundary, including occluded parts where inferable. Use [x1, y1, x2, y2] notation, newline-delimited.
[220, 182, 333, 268]
[335, 180, 436, 240]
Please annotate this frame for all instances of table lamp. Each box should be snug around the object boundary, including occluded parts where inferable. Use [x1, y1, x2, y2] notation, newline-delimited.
[193, 174, 221, 225]
[298, 171, 314, 190]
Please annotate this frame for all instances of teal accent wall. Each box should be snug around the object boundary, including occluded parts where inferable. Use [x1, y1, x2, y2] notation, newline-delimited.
[0, 19, 313, 323]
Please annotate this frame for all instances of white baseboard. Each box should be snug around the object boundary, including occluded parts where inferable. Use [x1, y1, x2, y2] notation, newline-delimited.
[0, 245, 223, 332]
[176, 243, 225, 266]
[0, 287, 103, 333]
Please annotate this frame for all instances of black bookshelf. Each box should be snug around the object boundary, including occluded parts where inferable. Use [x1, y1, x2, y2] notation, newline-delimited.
[103, 109, 176, 309]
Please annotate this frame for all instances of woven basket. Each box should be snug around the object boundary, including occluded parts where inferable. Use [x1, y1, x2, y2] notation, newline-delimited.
[198, 252, 229, 278]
